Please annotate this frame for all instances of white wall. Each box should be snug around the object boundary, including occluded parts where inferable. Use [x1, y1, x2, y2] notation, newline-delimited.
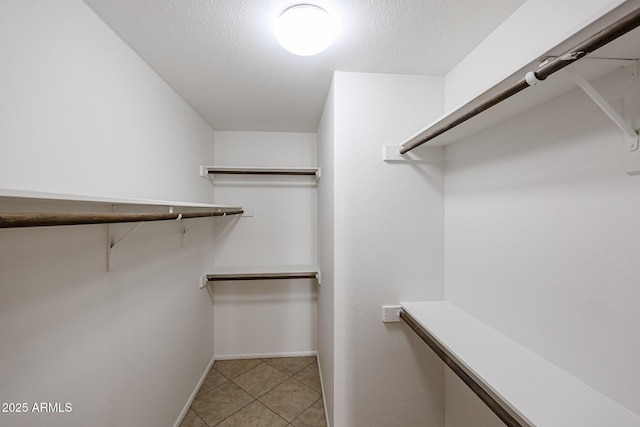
[317, 81, 335, 426]
[0, 0, 214, 203]
[329, 71, 446, 426]
[444, 64, 640, 425]
[210, 131, 318, 358]
[0, 1, 219, 426]
[0, 199, 216, 427]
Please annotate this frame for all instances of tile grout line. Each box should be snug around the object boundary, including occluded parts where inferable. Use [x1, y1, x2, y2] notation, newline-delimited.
[282, 381, 322, 419]
[189, 399, 211, 427]
[200, 363, 259, 427]
[263, 358, 316, 377]
[257, 378, 322, 425]
[192, 409, 209, 427]
[187, 357, 325, 427]
[213, 361, 264, 382]
[255, 400, 291, 427]
[206, 360, 297, 426]
[211, 397, 257, 427]
[208, 377, 304, 426]
[190, 366, 238, 427]
[229, 361, 291, 399]
[292, 365, 322, 393]
[289, 396, 324, 426]
[189, 406, 210, 427]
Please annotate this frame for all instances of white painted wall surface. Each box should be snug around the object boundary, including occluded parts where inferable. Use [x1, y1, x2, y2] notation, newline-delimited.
[0, 1, 219, 426]
[331, 71, 446, 426]
[0, 0, 214, 203]
[317, 82, 335, 426]
[210, 131, 318, 358]
[444, 0, 627, 111]
[0, 201, 217, 427]
[444, 370, 503, 427]
[444, 65, 640, 425]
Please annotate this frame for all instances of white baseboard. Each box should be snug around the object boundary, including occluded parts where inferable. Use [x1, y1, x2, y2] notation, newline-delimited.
[316, 354, 331, 427]
[214, 350, 317, 360]
[173, 355, 216, 427]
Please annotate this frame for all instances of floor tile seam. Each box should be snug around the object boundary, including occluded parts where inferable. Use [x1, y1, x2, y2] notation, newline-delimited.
[264, 356, 316, 366]
[229, 372, 291, 399]
[265, 376, 320, 399]
[263, 357, 317, 376]
[210, 396, 258, 427]
[193, 410, 209, 427]
[289, 377, 321, 396]
[293, 366, 319, 379]
[289, 395, 324, 425]
[256, 394, 290, 419]
[256, 378, 321, 422]
[189, 405, 215, 427]
[254, 400, 292, 426]
[231, 361, 294, 382]
[293, 378, 321, 393]
[213, 360, 266, 381]
[194, 377, 231, 400]
[292, 371, 322, 393]
[261, 361, 295, 377]
[263, 361, 313, 378]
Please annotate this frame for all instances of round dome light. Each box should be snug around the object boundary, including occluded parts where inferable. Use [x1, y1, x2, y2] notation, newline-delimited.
[274, 4, 336, 56]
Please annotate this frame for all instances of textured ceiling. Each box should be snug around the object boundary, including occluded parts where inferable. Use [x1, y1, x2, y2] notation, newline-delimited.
[82, 0, 525, 132]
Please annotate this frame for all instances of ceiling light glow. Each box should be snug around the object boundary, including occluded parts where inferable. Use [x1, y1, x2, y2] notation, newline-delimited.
[274, 4, 336, 56]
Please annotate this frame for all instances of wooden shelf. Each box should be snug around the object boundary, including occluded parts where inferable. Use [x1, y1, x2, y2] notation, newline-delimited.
[400, 301, 640, 427]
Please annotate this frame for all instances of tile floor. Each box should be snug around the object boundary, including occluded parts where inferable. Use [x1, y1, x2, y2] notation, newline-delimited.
[180, 356, 327, 427]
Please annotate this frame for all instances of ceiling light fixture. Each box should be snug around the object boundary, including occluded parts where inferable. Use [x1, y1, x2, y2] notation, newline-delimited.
[274, 4, 336, 56]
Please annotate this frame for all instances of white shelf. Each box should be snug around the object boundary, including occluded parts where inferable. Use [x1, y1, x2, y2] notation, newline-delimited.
[201, 166, 320, 179]
[0, 188, 236, 209]
[205, 265, 320, 283]
[400, 301, 640, 427]
[400, 4, 640, 148]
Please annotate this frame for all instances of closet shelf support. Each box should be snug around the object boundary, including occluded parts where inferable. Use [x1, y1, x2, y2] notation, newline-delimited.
[107, 205, 163, 271]
[565, 67, 638, 151]
[564, 66, 640, 175]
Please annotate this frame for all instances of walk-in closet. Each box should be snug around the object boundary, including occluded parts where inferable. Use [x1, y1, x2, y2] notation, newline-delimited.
[2, 1, 640, 426]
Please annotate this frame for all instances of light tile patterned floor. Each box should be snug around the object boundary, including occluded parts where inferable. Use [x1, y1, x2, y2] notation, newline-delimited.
[181, 356, 326, 427]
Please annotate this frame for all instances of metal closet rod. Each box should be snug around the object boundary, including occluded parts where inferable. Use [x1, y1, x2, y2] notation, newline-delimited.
[206, 272, 319, 282]
[400, 6, 640, 154]
[208, 170, 317, 176]
[0, 210, 244, 228]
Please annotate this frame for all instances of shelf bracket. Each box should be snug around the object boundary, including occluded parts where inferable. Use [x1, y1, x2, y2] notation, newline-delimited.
[564, 68, 640, 174]
[106, 205, 163, 271]
[179, 216, 186, 248]
[181, 217, 199, 247]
